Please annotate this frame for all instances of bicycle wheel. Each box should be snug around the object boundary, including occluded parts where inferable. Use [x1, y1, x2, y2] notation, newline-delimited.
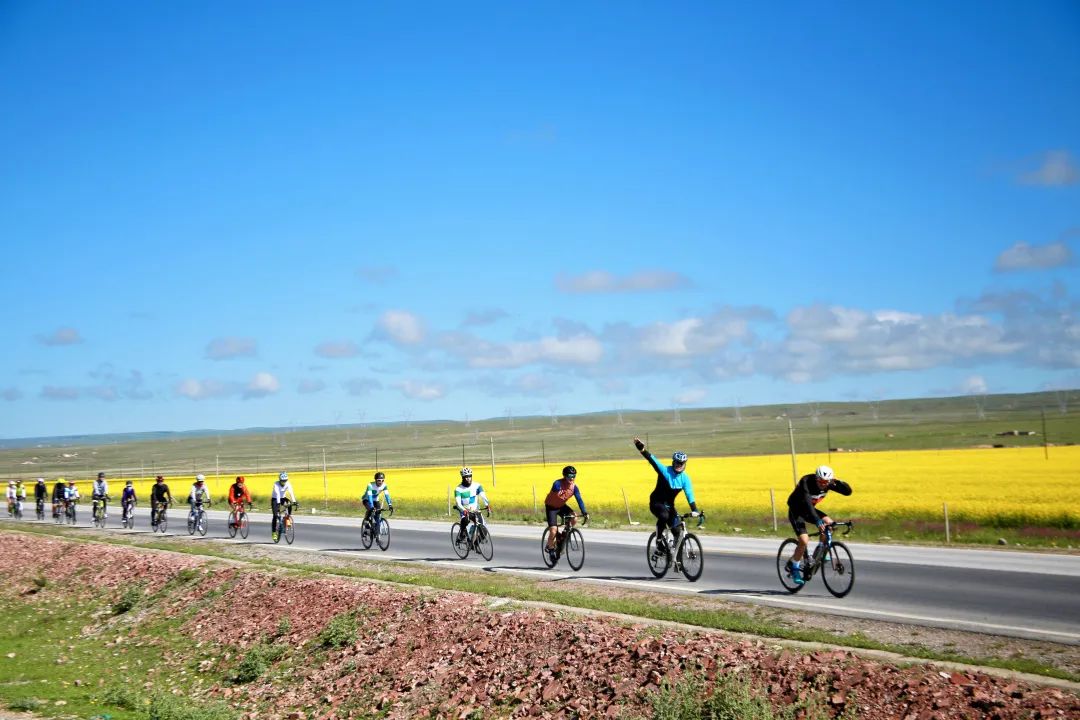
[376, 519, 390, 551]
[776, 539, 805, 594]
[565, 528, 585, 572]
[284, 516, 294, 544]
[475, 524, 494, 561]
[198, 511, 208, 536]
[239, 511, 249, 539]
[646, 532, 671, 578]
[187, 513, 196, 535]
[540, 529, 557, 568]
[227, 511, 238, 538]
[678, 533, 704, 582]
[821, 541, 855, 598]
[360, 520, 374, 549]
[451, 523, 469, 559]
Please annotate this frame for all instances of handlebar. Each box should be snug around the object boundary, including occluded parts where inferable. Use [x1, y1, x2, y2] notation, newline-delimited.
[678, 511, 707, 528]
[822, 521, 853, 535]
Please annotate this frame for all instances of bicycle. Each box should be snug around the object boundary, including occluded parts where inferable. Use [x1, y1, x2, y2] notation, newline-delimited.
[777, 521, 855, 598]
[360, 504, 393, 551]
[53, 502, 64, 524]
[8, 500, 23, 521]
[646, 512, 706, 582]
[187, 500, 209, 536]
[272, 500, 297, 544]
[540, 513, 586, 571]
[121, 500, 136, 529]
[65, 499, 77, 525]
[36, 497, 46, 521]
[450, 509, 493, 561]
[227, 502, 251, 540]
[91, 497, 109, 529]
[152, 502, 170, 533]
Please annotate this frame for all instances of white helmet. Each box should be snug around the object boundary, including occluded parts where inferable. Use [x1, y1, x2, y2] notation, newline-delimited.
[460, 467, 473, 479]
[815, 465, 835, 482]
[195, 473, 206, 483]
[278, 471, 289, 483]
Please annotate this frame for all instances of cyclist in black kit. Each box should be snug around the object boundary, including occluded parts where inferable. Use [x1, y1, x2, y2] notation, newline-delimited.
[786, 465, 852, 585]
[149, 475, 173, 528]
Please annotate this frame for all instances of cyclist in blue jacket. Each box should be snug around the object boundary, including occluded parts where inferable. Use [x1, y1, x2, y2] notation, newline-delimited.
[633, 437, 700, 550]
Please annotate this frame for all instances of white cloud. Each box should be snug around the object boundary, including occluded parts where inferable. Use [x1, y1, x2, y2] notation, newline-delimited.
[205, 337, 257, 360]
[994, 241, 1073, 272]
[556, 270, 691, 294]
[961, 375, 988, 395]
[297, 379, 326, 394]
[1019, 150, 1078, 187]
[674, 388, 708, 405]
[469, 333, 603, 369]
[37, 328, 83, 346]
[175, 378, 232, 400]
[396, 380, 445, 400]
[376, 310, 425, 345]
[243, 372, 280, 399]
[637, 310, 760, 357]
[314, 341, 360, 359]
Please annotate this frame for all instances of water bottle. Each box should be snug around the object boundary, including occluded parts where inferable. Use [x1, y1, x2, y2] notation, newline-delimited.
[812, 543, 825, 564]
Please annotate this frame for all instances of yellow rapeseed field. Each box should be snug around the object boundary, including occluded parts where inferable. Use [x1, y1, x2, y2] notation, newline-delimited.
[97, 446, 1078, 527]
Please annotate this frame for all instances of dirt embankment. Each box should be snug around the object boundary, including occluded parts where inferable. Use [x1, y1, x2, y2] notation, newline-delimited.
[2, 533, 1077, 720]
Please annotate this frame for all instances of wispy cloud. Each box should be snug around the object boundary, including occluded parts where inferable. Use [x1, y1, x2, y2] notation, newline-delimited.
[464, 333, 604, 369]
[396, 379, 445, 400]
[461, 308, 509, 327]
[556, 270, 692, 294]
[674, 388, 708, 405]
[344, 378, 381, 396]
[355, 265, 399, 284]
[40, 386, 80, 401]
[994, 241, 1073, 272]
[205, 337, 257, 360]
[297, 378, 326, 394]
[374, 310, 426, 345]
[87, 366, 153, 401]
[243, 372, 280, 399]
[314, 341, 360, 359]
[1018, 149, 1078, 186]
[175, 378, 232, 400]
[37, 328, 83, 346]
[2, 388, 22, 401]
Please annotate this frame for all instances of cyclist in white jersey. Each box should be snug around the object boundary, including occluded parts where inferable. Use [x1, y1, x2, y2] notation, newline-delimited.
[271, 471, 297, 537]
[454, 467, 491, 542]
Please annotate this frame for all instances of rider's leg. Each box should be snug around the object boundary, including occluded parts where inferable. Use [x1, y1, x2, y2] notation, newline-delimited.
[544, 506, 559, 549]
[271, 498, 280, 534]
[457, 511, 469, 541]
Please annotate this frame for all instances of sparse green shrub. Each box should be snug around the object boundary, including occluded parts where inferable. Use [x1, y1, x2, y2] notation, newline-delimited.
[8, 697, 44, 712]
[112, 585, 143, 615]
[317, 611, 356, 649]
[230, 642, 287, 684]
[148, 692, 234, 720]
[276, 617, 291, 636]
[103, 683, 141, 710]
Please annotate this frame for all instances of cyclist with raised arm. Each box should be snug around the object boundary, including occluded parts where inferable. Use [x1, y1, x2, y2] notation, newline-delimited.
[121, 480, 137, 522]
[91, 472, 110, 521]
[454, 467, 490, 543]
[150, 475, 172, 528]
[51, 478, 67, 519]
[543, 465, 589, 564]
[633, 437, 700, 551]
[227, 476, 252, 529]
[362, 472, 393, 526]
[34, 478, 47, 517]
[270, 472, 297, 542]
[785, 465, 852, 585]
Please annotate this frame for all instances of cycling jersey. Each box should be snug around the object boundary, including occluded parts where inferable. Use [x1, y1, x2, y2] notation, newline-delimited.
[639, 450, 697, 508]
[52, 483, 66, 502]
[363, 482, 392, 507]
[270, 481, 296, 503]
[92, 480, 108, 500]
[228, 483, 251, 505]
[150, 483, 172, 505]
[786, 473, 852, 525]
[121, 487, 137, 504]
[188, 485, 210, 505]
[454, 482, 489, 513]
[63, 486, 80, 502]
[35, 482, 47, 501]
[5, 486, 17, 502]
[544, 479, 587, 514]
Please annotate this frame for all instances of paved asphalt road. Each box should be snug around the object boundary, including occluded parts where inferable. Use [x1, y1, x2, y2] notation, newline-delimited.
[10, 509, 1080, 644]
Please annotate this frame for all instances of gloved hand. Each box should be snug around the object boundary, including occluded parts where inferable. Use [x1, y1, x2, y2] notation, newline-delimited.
[633, 438, 645, 451]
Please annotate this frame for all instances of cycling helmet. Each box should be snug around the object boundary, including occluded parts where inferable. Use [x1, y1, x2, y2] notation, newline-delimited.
[815, 465, 835, 482]
[155, 475, 164, 482]
[374, 472, 385, 483]
[235, 475, 245, 483]
[125, 480, 133, 486]
[36, 477, 45, 483]
[66, 479, 74, 485]
[460, 467, 473, 479]
[97, 471, 105, 479]
[562, 465, 577, 479]
[195, 473, 205, 483]
[278, 471, 288, 483]
[672, 451, 688, 465]
[7, 481, 13, 486]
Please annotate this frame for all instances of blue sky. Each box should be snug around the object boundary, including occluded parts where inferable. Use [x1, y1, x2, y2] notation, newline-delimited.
[2, 1, 1078, 438]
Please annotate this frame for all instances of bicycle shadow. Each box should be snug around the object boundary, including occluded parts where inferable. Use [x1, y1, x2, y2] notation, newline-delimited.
[699, 588, 794, 597]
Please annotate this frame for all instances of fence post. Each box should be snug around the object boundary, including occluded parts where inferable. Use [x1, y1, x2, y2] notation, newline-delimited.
[447, 486, 452, 517]
[541, 440, 546, 467]
[621, 487, 633, 524]
[322, 448, 328, 511]
[375, 447, 379, 472]
[532, 485, 537, 516]
[770, 488, 777, 532]
[944, 502, 950, 544]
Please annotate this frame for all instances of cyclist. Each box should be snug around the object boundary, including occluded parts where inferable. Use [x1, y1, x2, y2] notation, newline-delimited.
[91, 472, 110, 520]
[34, 478, 47, 516]
[5, 481, 19, 517]
[149, 475, 172, 528]
[362, 472, 393, 526]
[270, 471, 297, 541]
[51, 478, 67, 519]
[786, 465, 852, 585]
[63, 480, 80, 519]
[454, 467, 491, 543]
[227, 476, 252, 528]
[187, 474, 211, 512]
[633, 437, 700, 551]
[121, 480, 137, 522]
[543, 465, 589, 563]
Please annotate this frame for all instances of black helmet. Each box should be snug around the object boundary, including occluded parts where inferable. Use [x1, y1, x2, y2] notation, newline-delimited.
[562, 465, 577, 479]
[97, 471, 105, 479]
[374, 472, 385, 482]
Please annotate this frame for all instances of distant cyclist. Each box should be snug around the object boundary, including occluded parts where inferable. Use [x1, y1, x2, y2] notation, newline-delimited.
[227, 476, 252, 528]
[187, 474, 211, 511]
[270, 472, 297, 541]
[150, 475, 173, 528]
[51, 478, 67, 519]
[121, 480, 137, 520]
[34, 478, 48, 515]
[633, 437, 700, 551]
[786, 465, 852, 585]
[543, 465, 589, 564]
[362, 472, 393, 525]
[5, 481, 20, 517]
[454, 467, 491, 543]
[91, 472, 110, 520]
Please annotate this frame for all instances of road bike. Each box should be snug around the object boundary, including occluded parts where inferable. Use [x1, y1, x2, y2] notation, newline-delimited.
[64, 499, 78, 525]
[777, 521, 855, 598]
[36, 497, 46, 521]
[53, 501, 64, 524]
[272, 500, 297, 544]
[187, 501, 209, 536]
[227, 502, 251, 539]
[152, 502, 170, 533]
[646, 512, 706, 582]
[360, 503, 393, 551]
[91, 497, 109, 529]
[450, 509, 493, 561]
[121, 500, 136, 529]
[7, 499, 23, 521]
[540, 512, 585, 571]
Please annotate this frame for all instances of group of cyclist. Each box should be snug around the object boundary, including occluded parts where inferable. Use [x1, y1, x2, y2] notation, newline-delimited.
[6, 437, 851, 585]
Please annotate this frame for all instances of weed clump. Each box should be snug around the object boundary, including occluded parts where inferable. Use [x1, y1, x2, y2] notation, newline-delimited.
[317, 611, 357, 649]
[112, 585, 144, 615]
[149, 692, 234, 720]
